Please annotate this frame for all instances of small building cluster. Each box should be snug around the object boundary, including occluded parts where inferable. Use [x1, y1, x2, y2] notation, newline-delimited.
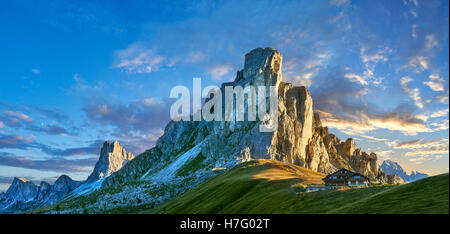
[323, 168, 370, 187]
[305, 168, 372, 192]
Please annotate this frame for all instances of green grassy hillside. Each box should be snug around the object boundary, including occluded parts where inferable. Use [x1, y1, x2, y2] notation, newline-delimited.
[149, 159, 449, 214]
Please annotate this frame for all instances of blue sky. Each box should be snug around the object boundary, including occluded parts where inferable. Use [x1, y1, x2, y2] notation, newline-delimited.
[0, 0, 448, 191]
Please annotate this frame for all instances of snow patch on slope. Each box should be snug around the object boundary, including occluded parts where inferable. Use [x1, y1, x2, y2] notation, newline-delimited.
[65, 178, 104, 199]
[143, 141, 204, 182]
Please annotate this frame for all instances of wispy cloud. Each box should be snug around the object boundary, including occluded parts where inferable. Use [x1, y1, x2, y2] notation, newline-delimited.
[425, 34, 438, 49]
[424, 74, 445, 92]
[1, 111, 33, 127]
[329, 0, 349, 6]
[405, 146, 449, 156]
[436, 91, 449, 104]
[316, 109, 429, 136]
[430, 109, 449, 118]
[38, 140, 104, 157]
[31, 69, 41, 74]
[344, 73, 368, 85]
[0, 134, 33, 149]
[113, 44, 165, 74]
[207, 64, 234, 81]
[0, 152, 97, 173]
[400, 77, 424, 108]
[391, 138, 448, 149]
[409, 56, 429, 71]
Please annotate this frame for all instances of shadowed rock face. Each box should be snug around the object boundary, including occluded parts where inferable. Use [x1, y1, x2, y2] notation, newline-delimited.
[87, 141, 135, 182]
[0, 175, 82, 213]
[104, 48, 392, 189]
[4, 178, 38, 203]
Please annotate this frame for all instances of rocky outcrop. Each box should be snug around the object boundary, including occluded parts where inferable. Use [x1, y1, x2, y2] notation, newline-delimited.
[87, 141, 134, 182]
[386, 174, 407, 184]
[381, 160, 428, 182]
[103, 47, 394, 190]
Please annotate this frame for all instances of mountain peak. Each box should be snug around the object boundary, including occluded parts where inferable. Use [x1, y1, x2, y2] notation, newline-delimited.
[380, 160, 429, 182]
[236, 47, 282, 86]
[17, 177, 30, 183]
[87, 140, 135, 182]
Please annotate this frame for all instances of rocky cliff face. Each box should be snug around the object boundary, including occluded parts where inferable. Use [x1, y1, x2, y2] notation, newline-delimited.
[87, 141, 134, 182]
[103, 48, 394, 191]
[381, 160, 428, 182]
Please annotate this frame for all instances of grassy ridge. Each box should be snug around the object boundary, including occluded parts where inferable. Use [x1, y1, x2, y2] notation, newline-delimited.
[330, 173, 449, 214]
[149, 159, 449, 214]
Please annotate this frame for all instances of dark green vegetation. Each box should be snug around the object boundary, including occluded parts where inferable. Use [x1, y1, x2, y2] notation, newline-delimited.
[148, 159, 449, 214]
[176, 153, 207, 177]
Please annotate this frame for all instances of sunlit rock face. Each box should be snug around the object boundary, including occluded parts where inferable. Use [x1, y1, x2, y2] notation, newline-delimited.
[87, 140, 135, 182]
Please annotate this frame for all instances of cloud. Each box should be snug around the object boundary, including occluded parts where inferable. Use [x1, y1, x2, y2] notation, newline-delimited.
[376, 150, 393, 160]
[429, 108, 449, 118]
[436, 92, 449, 104]
[409, 56, 428, 71]
[429, 119, 449, 131]
[344, 73, 368, 85]
[358, 134, 388, 142]
[0, 176, 14, 184]
[311, 67, 429, 136]
[82, 98, 170, 153]
[425, 34, 438, 49]
[112, 0, 348, 88]
[0, 121, 4, 128]
[0, 135, 33, 149]
[34, 107, 70, 123]
[400, 77, 423, 108]
[424, 74, 445, 92]
[0, 152, 97, 173]
[26, 124, 75, 137]
[405, 146, 449, 156]
[39, 140, 104, 157]
[208, 64, 234, 80]
[360, 46, 389, 64]
[0, 133, 102, 158]
[315, 106, 429, 136]
[0, 111, 33, 127]
[392, 138, 448, 149]
[83, 98, 169, 134]
[113, 43, 165, 74]
[31, 69, 41, 74]
[411, 24, 417, 38]
[329, 0, 349, 6]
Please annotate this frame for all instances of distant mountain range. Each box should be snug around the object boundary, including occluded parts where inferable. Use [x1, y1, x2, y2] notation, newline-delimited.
[0, 140, 134, 213]
[380, 160, 429, 182]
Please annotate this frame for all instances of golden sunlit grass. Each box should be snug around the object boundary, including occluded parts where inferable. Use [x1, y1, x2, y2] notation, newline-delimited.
[250, 159, 324, 184]
[148, 159, 449, 214]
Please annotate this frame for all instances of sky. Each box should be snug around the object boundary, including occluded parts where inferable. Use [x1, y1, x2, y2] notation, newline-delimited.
[0, 0, 448, 191]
